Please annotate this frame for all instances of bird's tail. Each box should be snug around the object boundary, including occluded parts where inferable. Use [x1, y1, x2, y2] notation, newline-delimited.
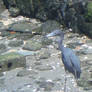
[75, 70, 81, 79]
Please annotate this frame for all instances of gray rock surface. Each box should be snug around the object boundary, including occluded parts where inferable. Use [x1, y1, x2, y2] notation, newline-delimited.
[8, 40, 23, 47]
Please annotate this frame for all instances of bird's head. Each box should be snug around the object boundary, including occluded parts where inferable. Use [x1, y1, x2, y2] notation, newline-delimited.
[46, 29, 64, 38]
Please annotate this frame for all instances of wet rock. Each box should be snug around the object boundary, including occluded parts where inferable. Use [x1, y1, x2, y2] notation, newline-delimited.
[8, 40, 23, 47]
[41, 20, 60, 35]
[23, 39, 42, 51]
[9, 7, 20, 17]
[0, 52, 26, 72]
[17, 69, 37, 77]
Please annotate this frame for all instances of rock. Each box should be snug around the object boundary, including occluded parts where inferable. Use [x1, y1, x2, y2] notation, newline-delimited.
[8, 40, 23, 47]
[0, 44, 7, 54]
[7, 32, 33, 40]
[41, 20, 60, 35]
[0, 22, 4, 28]
[9, 7, 20, 17]
[36, 79, 54, 91]
[36, 48, 50, 60]
[17, 69, 37, 77]
[0, 0, 6, 14]
[67, 42, 84, 49]
[23, 39, 42, 51]
[0, 31, 10, 37]
[41, 36, 52, 47]
[34, 65, 53, 71]
[77, 69, 92, 90]
[2, 0, 87, 33]
[0, 52, 26, 72]
[8, 22, 41, 34]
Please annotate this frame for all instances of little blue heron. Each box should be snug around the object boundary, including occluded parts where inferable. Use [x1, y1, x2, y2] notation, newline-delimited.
[46, 29, 81, 92]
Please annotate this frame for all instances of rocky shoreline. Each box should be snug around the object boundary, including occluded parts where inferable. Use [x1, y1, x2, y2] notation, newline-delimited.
[0, 1, 92, 92]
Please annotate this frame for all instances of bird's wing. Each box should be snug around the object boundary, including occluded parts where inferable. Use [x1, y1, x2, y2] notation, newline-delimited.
[62, 51, 73, 70]
[69, 50, 81, 72]
[62, 48, 81, 71]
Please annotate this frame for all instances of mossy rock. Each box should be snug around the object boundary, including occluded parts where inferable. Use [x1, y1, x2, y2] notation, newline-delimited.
[0, 52, 26, 72]
[9, 7, 20, 17]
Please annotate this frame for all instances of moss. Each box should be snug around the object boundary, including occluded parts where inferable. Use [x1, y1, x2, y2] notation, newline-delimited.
[85, 2, 92, 22]
[0, 52, 23, 62]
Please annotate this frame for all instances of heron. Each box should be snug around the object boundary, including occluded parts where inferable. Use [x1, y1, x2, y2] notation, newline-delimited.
[46, 29, 81, 92]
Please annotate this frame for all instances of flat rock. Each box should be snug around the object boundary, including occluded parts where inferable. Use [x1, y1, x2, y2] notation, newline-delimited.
[8, 22, 41, 34]
[23, 39, 42, 51]
[0, 52, 26, 72]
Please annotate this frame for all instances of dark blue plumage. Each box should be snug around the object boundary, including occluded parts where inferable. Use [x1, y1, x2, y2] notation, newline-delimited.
[61, 46, 81, 79]
[46, 29, 81, 79]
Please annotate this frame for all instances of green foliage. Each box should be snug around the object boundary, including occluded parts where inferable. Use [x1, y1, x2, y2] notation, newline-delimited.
[85, 2, 92, 22]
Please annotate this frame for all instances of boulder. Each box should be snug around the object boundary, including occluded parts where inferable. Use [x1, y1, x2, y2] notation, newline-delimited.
[0, 52, 26, 72]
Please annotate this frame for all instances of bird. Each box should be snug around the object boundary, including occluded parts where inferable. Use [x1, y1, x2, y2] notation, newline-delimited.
[46, 29, 81, 92]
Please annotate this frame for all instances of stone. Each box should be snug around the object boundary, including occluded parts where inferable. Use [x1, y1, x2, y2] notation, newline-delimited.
[23, 39, 42, 51]
[41, 36, 52, 47]
[0, 0, 6, 14]
[41, 20, 60, 35]
[17, 69, 37, 77]
[0, 52, 26, 72]
[77, 69, 92, 90]
[0, 44, 7, 54]
[8, 40, 23, 47]
[9, 7, 20, 17]
[0, 31, 10, 37]
[36, 79, 54, 91]
[34, 65, 53, 71]
[36, 49, 50, 60]
[8, 22, 41, 34]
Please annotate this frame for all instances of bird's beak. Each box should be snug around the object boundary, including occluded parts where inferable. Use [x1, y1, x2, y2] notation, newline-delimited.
[46, 32, 55, 37]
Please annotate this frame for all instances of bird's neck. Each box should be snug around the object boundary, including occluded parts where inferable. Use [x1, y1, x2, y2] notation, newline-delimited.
[58, 37, 64, 51]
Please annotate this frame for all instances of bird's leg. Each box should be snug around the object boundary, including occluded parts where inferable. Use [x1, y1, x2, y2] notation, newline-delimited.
[74, 70, 80, 92]
[64, 70, 67, 92]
